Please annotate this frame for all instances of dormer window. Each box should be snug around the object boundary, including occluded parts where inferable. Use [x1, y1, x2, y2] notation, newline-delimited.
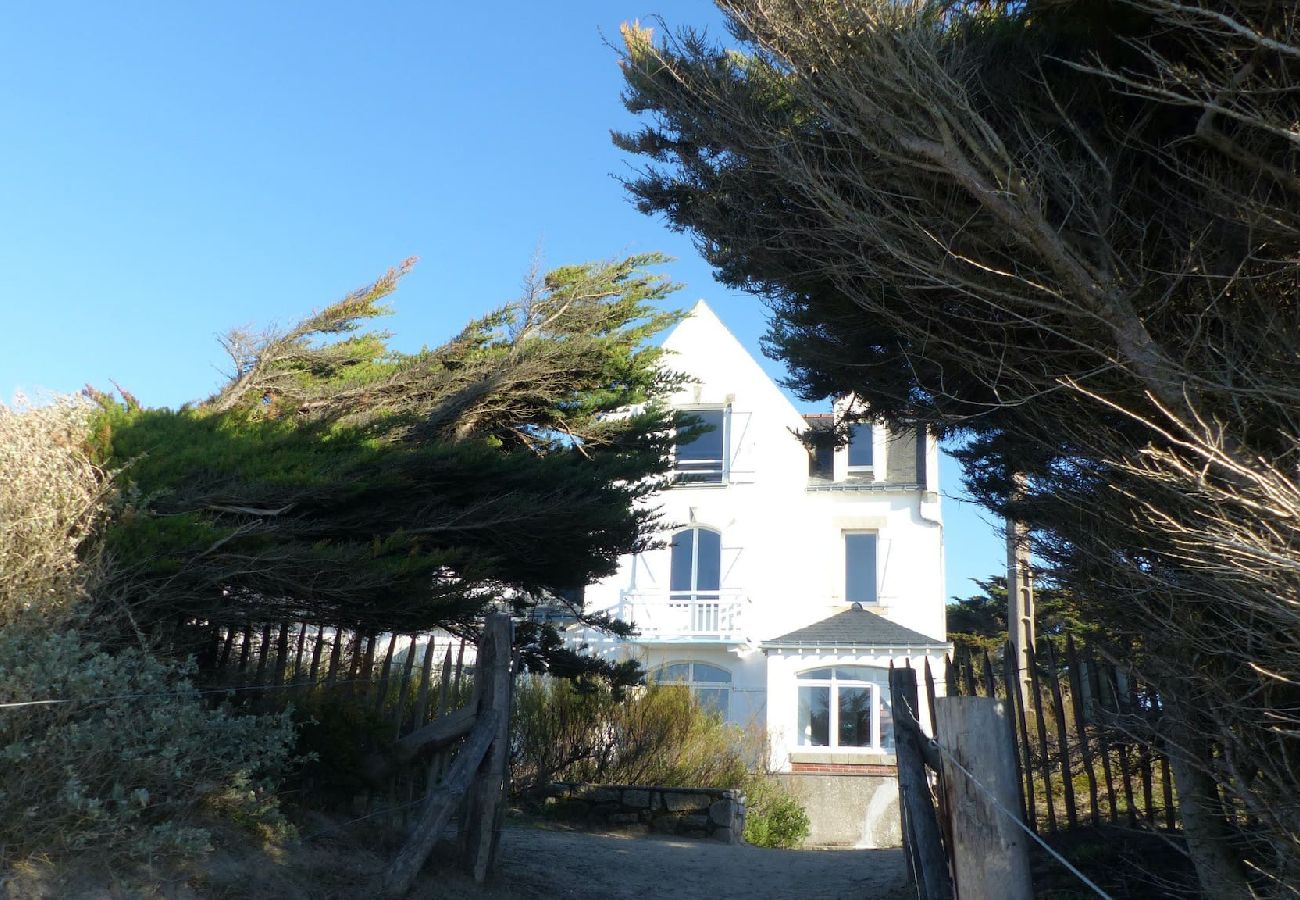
[674, 407, 728, 484]
[847, 422, 874, 471]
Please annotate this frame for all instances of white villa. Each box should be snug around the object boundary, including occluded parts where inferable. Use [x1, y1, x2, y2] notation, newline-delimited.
[573, 301, 950, 791]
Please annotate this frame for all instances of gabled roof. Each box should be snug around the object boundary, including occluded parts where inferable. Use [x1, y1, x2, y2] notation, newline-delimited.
[660, 300, 807, 432]
[762, 605, 948, 650]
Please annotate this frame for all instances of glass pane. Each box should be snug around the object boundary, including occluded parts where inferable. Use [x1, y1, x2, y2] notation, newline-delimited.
[669, 531, 694, 592]
[845, 532, 878, 604]
[879, 689, 895, 752]
[838, 686, 873, 747]
[694, 687, 729, 719]
[799, 667, 834, 681]
[678, 409, 725, 462]
[655, 663, 691, 683]
[692, 663, 732, 683]
[695, 528, 721, 591]
[834, 666, 874, 682]
[847, 423, 874, 467]
[798, 686, 831, 746]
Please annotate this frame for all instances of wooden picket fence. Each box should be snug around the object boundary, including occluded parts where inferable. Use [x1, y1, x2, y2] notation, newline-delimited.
[196, 613, 515, 896]
[942, 637, 1178, 836]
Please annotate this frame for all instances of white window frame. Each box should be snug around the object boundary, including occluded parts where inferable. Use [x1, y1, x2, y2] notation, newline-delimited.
[673, 405, 730, 485]
[846, 421, 875, 474]
[795, 666, 893, 753]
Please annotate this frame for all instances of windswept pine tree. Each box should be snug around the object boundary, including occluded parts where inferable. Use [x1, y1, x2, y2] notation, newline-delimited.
[615, 1, 1300, 891]
[91, 255, 683, 674]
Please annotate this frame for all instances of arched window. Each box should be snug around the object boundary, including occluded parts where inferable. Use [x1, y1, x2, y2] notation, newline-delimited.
[651, 660, 732, 718]
[796, 666, 894, 752]
[669, 527, 721, 599]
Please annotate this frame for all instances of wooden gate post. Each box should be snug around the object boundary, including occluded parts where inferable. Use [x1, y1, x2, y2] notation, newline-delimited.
[889, 666, 953, 900]
[935, 696, 1033, 900]
[461, 612, 513, 883]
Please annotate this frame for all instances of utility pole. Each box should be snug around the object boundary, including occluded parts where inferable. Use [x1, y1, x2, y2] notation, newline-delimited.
[1006, 474, 1035, 699]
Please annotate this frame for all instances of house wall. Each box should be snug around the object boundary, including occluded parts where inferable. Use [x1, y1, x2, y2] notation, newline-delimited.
[776, 772, 903, 848]
[576, 300, 948, 773]
[583, 302, 946, 649]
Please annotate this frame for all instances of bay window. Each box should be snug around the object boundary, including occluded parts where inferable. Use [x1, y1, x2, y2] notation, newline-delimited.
[796, 666, 894, 752]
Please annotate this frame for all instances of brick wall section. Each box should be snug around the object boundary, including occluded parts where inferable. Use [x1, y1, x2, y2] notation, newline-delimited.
[541, 783, 744, 844]
[790, 762, 898, 776]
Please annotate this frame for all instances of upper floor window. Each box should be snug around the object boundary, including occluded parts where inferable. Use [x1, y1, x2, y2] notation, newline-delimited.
[809, 438, 834, 480]
[847, 422, 874, 470]
[845, 532, 878, 604]
[651, 660, 732, 718]
[796, 665, 893, 752]
[675, 407, 728, 484]
[670, 527, 721, 599]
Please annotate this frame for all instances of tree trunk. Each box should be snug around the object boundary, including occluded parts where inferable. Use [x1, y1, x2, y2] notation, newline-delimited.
[1164, 693, 1251, 899]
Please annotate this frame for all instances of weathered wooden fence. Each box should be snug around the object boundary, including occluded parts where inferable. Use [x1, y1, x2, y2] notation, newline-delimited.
[196, 612, 514, 896]
[891, 638, 1184, 899]
[946, 637, 1178, 835]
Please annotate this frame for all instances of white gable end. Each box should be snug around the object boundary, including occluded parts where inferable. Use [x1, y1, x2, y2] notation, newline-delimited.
[566, 299, 948, 789]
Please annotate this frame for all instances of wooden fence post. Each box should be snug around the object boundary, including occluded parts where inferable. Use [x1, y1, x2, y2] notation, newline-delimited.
[935, 696, 1034, 900]
[461, 613, 514, 883]
[889, 666, 952, 900]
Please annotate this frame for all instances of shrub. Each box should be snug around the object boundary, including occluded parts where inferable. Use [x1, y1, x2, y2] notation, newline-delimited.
[512, 675, 750, 793]
[742, 777, 811, 849]
[511, 674, 810, 848]
[0, 399, 110, 625]
[0, 397, 298, 864]
[0, 624, 297, 862]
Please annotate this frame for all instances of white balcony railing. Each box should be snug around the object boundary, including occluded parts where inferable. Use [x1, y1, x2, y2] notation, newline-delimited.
[619, 589, 748, 642]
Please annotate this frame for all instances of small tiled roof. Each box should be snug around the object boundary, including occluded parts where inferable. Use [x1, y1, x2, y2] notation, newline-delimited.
[763, 605, 947, 649]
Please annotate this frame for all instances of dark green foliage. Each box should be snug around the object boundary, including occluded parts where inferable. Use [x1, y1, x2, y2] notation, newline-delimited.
[947, 576, 1091, 659]
[615, 5, 1300, 886]
[743, 777, 811, 849]
[92, 256, 684, 648]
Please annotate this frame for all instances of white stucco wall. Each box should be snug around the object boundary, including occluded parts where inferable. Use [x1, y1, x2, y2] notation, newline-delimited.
[573, 301, 949, 769]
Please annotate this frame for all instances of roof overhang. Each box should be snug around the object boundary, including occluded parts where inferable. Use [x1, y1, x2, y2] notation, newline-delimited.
[761, 642, 952, 655]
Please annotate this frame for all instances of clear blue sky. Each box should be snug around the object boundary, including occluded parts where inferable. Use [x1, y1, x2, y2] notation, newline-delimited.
[0, 2, 1001, 601]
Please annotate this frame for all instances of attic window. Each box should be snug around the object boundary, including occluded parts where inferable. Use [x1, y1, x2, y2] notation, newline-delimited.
[674, 407, 728, 484]
[847, 423, 874, 469]
[809, 439, 834, 479]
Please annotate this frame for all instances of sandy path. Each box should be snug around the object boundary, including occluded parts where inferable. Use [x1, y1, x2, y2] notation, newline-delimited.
[443, 825, 909, 900]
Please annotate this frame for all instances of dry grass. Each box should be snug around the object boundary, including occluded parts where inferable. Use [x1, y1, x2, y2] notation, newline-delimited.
[0, 397, 110, 625]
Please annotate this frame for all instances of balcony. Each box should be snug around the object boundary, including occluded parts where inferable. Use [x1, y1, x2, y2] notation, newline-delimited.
[619, 589, 748, 643]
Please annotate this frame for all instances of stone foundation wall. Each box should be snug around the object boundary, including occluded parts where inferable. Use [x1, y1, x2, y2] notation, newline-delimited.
[541, 783, 744, 844]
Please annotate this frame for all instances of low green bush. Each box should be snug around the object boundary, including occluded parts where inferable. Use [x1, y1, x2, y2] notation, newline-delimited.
[742, 776, 811, 849]
[512, 674, 750, 792]
[0, 624, 297, 862]
[0, 400, 299, 865]
[511, 674, 809, 848]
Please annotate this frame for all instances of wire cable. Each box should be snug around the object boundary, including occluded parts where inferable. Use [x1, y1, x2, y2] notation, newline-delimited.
[0, 676, 385, 710]
[927, 733, 1115, 900]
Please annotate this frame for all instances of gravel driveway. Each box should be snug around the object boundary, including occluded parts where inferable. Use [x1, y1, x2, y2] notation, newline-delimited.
[422, 825, 909, 900]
